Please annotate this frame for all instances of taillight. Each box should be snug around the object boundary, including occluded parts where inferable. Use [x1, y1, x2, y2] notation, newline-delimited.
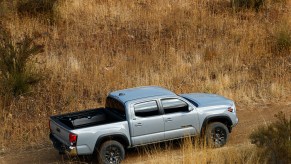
[228, 107, 233, 112]
[69, 133, 78, 146]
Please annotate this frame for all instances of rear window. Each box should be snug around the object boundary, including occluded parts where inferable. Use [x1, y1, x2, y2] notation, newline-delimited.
[105, 97, 126, 117]
[134, 101, 160, 117]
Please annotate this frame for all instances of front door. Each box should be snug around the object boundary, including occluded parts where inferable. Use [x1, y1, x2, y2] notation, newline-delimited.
[161, 98, 199, 139]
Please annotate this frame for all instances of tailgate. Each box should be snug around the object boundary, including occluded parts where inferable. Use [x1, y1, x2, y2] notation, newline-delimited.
[50, 118, 71, 146]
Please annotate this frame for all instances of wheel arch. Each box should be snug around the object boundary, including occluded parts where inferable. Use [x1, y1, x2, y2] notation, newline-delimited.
[94, 133, 130, 151]
[201, 115, 233, 135]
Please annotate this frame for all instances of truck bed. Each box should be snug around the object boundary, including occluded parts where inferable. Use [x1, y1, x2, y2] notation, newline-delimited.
[51, 108, 124, 129]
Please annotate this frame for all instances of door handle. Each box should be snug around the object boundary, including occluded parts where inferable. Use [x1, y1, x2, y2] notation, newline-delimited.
[135, 123, 142, 127]
[165, 118, 172, 122]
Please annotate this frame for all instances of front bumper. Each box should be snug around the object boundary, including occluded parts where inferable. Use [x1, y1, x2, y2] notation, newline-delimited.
[49, 133, 78, 156]
[233, 117, 239, 127]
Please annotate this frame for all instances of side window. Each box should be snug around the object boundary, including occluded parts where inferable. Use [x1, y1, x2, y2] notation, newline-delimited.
[161, 99, 189, 114]
[134, 101, 160, 117]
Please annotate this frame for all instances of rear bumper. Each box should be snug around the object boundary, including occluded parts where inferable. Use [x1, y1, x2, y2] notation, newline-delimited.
[49, 133, 78, 156]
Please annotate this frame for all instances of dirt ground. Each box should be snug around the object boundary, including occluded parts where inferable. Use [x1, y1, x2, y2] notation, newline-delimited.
[1, 102, 291, 164]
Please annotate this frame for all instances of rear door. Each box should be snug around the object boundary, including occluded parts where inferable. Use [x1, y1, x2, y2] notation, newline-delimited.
[161, 98, 199, 140]
[130, 100, 165, 145]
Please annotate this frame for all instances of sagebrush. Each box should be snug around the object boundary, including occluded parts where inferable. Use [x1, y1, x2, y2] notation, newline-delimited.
[232, 0, 265, 10]
[17, 0, 58, 23]
[250, 112, 291, 164]
[275, 25, 291, 54]
[0, 26, 44, 98]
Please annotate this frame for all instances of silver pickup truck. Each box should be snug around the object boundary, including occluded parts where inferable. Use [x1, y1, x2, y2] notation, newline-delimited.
[49, 86, 238, 163]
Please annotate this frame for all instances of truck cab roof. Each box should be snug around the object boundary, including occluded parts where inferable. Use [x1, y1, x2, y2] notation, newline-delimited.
[108, 86, 176, 103]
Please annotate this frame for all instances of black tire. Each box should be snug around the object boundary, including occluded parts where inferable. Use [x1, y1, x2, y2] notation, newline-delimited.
[206, 122, 229, 148]
[98, 140, 125, 164]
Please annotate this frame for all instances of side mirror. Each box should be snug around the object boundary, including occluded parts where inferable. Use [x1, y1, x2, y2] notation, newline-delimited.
[189, 106, 194, 111]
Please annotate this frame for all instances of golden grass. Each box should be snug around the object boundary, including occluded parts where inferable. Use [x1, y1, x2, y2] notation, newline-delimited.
[123, 138, 260, 164]
[0, 0, 290, 157]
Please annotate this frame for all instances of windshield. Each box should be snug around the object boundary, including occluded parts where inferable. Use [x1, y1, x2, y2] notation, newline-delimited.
[181, 97, 199, 107]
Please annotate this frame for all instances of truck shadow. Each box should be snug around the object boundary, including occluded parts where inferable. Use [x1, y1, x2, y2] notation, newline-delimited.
[60, 138, 202, 163]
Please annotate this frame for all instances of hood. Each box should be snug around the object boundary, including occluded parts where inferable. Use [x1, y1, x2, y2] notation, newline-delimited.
[180, 93, 233, 107]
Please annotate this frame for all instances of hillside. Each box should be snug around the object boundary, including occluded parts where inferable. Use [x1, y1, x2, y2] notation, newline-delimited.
[0, 0, 291, 163]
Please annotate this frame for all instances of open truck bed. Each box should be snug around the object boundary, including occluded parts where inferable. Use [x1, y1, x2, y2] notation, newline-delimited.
[51, 108, 124, 129]
[49, 107, 126, 156]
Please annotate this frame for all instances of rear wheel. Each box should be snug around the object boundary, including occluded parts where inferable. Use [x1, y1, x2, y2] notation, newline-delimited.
[98, 140, 125, 164]
[206, 122, 229, 148]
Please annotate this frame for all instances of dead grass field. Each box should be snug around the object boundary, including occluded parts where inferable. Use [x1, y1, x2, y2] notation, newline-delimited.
[0, 0, 291, 163]
[1, 103, 291, 163]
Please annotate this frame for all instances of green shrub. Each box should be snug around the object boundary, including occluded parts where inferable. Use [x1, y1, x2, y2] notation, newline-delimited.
[275, 27, 291, 53]
[0, 26, 44, 98]
[0, 0, 8, 16]
[232, 0, 287, 10]
[17, 0, 57, 23]
[232, 0, 265, 10]
[250, 112, 291, 163]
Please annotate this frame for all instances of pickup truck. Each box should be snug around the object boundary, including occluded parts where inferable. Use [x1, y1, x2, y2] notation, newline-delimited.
[49, 86, 238, 163]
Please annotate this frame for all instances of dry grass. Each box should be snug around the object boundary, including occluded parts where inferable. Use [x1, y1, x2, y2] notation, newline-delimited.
[123, 138, 260, 164]
[0, 0, 290, 158]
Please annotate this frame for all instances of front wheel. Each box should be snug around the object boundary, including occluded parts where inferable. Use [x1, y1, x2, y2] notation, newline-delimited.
[206, 122, 229, 148]
[98, 140, 125, 164]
